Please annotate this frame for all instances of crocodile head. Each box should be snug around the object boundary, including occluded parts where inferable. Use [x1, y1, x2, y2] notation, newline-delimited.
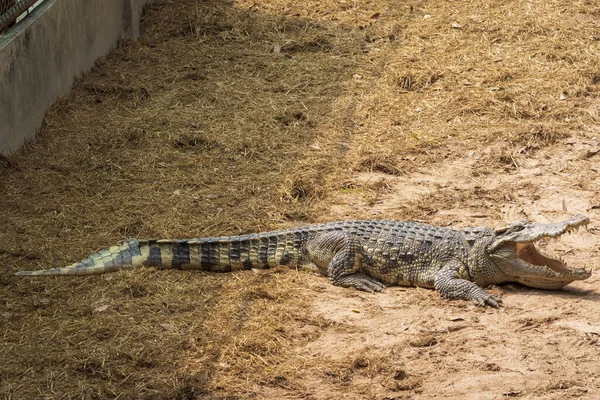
[487, 214, 592, 289]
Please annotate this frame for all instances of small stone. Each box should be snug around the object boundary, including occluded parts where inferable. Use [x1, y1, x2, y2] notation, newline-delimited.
[160, 323, 175, 331]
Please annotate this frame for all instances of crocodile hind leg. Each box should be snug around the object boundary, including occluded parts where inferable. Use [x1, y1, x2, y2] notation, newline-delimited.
[306, 231, 385, 293]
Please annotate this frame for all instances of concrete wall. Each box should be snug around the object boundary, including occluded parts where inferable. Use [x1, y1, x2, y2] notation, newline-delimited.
[0, 0, 153, 155]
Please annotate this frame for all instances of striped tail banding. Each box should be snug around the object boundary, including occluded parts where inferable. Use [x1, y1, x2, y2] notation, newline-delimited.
[14, 229, 314, 277]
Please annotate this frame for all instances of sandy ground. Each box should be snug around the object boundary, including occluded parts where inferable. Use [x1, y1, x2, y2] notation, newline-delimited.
[1, 0, 600, 399]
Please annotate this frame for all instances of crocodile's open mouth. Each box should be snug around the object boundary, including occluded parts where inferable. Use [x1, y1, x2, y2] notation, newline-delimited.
[514, 217, 589, 275]
[490, 214, 591, 289]
[516, 243, 572, 274]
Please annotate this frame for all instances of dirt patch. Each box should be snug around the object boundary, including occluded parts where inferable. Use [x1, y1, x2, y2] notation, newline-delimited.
[1, 0, 600, 398]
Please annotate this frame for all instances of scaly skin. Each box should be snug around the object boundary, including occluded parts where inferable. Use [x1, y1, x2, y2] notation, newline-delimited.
[15, 215, 593, 307]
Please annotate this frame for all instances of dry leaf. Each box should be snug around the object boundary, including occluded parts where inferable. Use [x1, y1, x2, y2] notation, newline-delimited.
[94, 305, 109, 313]
[584, 149, 599, 158]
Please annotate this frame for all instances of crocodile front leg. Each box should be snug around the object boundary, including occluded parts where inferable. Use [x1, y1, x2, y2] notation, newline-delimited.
[306, 231, 385, 293]
[434, 263, 502, 307]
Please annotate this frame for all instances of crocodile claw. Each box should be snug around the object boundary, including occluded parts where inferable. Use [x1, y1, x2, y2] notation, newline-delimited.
[334, 273, 386, 293]
[472, 294, 502, 308]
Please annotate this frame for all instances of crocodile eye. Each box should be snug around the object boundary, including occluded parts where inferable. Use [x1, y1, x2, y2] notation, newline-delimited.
[495, 223, 526, 235]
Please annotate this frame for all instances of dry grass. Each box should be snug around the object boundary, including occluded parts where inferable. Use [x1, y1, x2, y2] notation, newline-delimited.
[1, 0, 599, 398]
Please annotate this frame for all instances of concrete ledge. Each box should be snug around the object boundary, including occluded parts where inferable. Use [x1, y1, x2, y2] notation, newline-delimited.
[0, 0, 153, 155]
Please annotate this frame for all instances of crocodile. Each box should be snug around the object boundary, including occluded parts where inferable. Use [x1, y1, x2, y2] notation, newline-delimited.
[15, 214, 592, 307]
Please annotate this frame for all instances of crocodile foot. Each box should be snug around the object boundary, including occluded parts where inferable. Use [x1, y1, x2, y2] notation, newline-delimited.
[333, 273, 386, 293]
[471, 292, 502, 308]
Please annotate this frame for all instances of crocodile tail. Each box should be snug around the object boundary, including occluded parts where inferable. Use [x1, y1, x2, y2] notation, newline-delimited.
[15, 230, 310, 276]
[15, 239, 146, 276]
